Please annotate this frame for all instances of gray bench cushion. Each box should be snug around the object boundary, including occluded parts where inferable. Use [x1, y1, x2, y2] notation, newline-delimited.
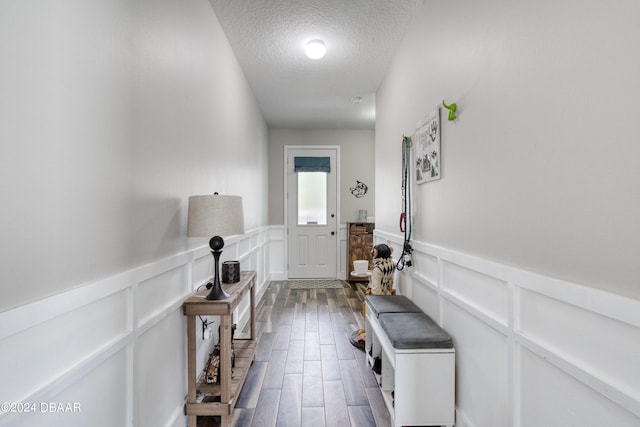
[366, 295, 422, 318]
[378, 312, 453, 349]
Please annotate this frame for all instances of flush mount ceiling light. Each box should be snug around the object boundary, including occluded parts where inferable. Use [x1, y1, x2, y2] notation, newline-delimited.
[305, 39, 326, 59]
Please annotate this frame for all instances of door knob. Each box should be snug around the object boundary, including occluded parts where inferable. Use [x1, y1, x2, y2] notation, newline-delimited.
[331, 214, 335, 218]
[331, 231, 335, 235]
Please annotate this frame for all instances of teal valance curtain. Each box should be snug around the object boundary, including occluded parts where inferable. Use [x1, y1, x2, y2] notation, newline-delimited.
[294, 156, 330, 173]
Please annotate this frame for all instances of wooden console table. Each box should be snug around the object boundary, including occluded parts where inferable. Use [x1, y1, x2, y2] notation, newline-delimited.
[183, 271, 256, 427]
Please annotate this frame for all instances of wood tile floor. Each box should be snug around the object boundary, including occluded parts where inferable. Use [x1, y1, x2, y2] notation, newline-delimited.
[227, 280, 391, 427]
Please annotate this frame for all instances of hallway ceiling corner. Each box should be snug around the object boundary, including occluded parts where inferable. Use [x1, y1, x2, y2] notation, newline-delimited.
[209, 0, 424, 130]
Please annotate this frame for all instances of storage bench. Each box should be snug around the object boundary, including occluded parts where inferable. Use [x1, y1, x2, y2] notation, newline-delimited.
[365, 295, 455, 427]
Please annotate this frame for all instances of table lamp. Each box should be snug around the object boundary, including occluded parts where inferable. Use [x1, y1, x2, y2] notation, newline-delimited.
[187, 193, 244, 300]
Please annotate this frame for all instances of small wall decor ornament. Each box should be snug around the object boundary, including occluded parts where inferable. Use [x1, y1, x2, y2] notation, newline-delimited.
[442, 100, 457, 121]
[415, 107, 441, 184]
[350, 180, 368, 198]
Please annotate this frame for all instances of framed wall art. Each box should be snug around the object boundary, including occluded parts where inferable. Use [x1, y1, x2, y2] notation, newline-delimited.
[414, 107, 441, 184]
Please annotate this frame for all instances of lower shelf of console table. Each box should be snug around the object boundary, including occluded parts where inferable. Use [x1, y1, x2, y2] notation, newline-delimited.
[184, 339, 256, 418]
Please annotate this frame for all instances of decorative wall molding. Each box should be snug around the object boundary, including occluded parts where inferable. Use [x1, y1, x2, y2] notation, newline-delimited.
[0, 227, 271, 427]
[374, 229, 640, 426]
[2, 225, 637, 426]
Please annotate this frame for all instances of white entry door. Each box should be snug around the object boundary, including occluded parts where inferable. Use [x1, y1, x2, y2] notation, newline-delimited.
[286, 147, 338, 278]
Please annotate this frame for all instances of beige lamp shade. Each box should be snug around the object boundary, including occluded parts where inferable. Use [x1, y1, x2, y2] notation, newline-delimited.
[187, 194, 244, 237]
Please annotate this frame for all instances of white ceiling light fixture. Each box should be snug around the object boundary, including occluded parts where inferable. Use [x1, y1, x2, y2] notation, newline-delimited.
[305, 39, 326, 59]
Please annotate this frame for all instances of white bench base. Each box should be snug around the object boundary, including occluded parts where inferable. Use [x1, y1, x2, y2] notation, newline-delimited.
[365, 301, 456, 427]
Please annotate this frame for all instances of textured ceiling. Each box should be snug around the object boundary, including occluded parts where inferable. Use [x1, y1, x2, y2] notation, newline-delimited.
[209, 0, 424, 129]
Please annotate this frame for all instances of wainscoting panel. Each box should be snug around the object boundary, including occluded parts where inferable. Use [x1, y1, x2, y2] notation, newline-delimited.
[442, 261, 509, 327]
[3, 226, 638, 426]
[0, 289, 129, 406]
[519, 347, 640, 427]
[411, 250, 440, 286]
[136, 265, 188, 328]
[444, 301, 510, 427]
[267, 226, 285, 281]
[0, 227, 270, 427]
[192, 251, 214, 288]
[240, 234, 253, 258]
[15, 348, 129, 427]
[519, 288, 640, 405]
[409, 274, 439, 318]
[135, 310, 186, 427]
[374, 229, 640, 427]
[339, 223, 347, 279]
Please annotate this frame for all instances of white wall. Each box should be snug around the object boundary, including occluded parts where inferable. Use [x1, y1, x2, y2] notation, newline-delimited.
[375, 0, 640, 425]
[376, 0, 640, 300]
[0, 0, 268, 312]
[0, 0, 268, 426]
[268, 128, 375, 225]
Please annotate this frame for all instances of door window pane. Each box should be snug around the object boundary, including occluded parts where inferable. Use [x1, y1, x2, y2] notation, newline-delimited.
[298, 172, 327, 225]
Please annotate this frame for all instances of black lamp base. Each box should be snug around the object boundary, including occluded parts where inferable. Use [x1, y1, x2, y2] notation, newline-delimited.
[206, 236, 229, 300]
[205, 280, 229, 300]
